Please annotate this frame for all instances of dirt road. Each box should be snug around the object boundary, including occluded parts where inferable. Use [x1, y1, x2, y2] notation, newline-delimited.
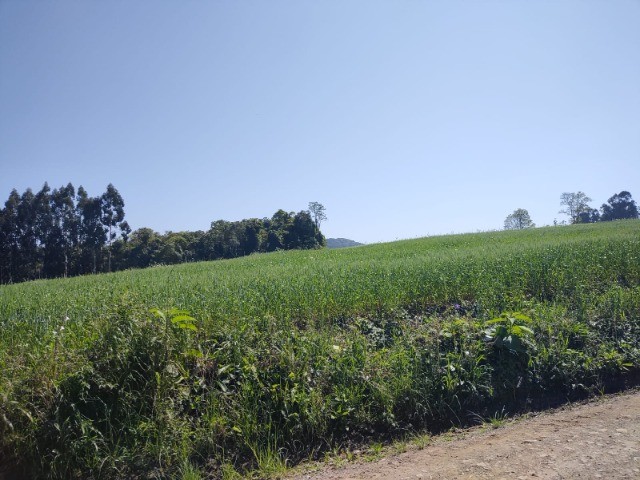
[293, 391, 640, 480]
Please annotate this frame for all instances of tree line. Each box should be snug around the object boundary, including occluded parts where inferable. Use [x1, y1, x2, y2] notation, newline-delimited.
[558, 190, 639, 224]
[504, 190, 639, 230]
[0, 183, 325, 284]
[115, 208, 325, 271]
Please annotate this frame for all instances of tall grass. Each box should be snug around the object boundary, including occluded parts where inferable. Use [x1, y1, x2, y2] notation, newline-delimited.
[1, 221, 640, 478]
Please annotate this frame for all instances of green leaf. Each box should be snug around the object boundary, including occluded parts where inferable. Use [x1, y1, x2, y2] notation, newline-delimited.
[485, 318, 504, 325]
[169, 307, 191, 317]
[171, 314, 196, 324]
[512, 325, 534, 336]
[513, 313, 532, 322]
[172, 320, 197, 331]
[150, 308, 165, 320]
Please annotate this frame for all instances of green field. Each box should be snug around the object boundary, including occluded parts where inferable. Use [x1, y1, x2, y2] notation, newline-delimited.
[2, 221, 640, 478]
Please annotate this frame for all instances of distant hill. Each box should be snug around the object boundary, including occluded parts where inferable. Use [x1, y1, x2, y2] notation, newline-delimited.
[326, 238, 363, 249]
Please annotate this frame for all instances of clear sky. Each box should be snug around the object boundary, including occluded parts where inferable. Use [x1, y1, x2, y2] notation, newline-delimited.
[1, 1, 638, 243]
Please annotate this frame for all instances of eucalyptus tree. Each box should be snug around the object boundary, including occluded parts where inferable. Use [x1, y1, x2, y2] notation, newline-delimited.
[0, 189, 21, 283]
[33, 183, 53, 277]
[600, 191, 639, 221]
[50, 183, 78, 277]
[101, 184, 126, 272]
[308, 201, 327, 230]
[77, 186, 106, 274]
[16, 188, 39, 280]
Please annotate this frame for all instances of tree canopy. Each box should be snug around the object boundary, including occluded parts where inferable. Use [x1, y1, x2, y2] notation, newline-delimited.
[308, 201, 327, 230]
[559, 192, 592, 224]
[559, 190, 638, 224]
[600, 191, 639, 221]
[504, 208, 535, 230]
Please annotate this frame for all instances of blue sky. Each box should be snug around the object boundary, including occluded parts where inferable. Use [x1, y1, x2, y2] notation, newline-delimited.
[1, 1, 638, 243]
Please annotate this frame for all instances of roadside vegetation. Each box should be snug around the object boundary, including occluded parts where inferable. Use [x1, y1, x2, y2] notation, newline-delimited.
[1, 220, 640, 478]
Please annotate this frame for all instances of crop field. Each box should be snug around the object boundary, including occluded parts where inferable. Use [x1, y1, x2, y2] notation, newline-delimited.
[1, 220, 640, 479]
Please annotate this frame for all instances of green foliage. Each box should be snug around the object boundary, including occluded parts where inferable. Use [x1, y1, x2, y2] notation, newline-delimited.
[308, 201, 327, 231]
[560, 191, 593, 224]
[0, 183, 129, 282]
[600, 191, 639, 221]
[484, 313, 534, 355]
[0, 184, 325, 284]
[1, 221, 640, 478]
[504, 209, 535, 230]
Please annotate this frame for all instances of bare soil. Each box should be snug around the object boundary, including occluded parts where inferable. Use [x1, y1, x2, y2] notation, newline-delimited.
[292, 390, 640, 480]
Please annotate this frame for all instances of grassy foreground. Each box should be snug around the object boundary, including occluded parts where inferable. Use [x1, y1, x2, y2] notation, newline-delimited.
[1, 221, 640, 478]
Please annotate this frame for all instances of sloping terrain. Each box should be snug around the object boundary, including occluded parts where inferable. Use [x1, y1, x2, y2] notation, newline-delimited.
[2, 221, 640, 478]
[326, 238, 363, 248]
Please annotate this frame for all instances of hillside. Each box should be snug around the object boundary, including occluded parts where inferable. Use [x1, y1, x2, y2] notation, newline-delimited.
[326, 237, 363, 248]
[1, 220, 640, 479]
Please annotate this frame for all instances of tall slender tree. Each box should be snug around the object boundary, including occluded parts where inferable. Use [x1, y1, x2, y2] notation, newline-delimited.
[33, 183, 52, 277]
[77, 187, 105, 274]
[50, 183, 78, 277]
[101, 184, 126, 272]
[308, 202, 327, 231]
[0, 190, 21, 283]
[17, 189, 38, 280]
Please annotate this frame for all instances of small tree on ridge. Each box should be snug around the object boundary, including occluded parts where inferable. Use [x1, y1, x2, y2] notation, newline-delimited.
[308, 202, 327, 231]
[559, 192, 592, 224]
[504, 208, 535, 230]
